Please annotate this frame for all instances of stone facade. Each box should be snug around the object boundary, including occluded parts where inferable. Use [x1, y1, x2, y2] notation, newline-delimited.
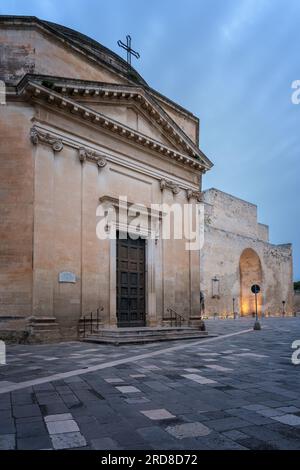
[294, 292, 300, 314]
[0, 16, 211, 342]
[200, 189, 294, 317]
[0, 16, 294, 342]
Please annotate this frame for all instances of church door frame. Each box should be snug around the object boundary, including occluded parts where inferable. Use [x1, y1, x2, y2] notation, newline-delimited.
[108, 234, 157, 328]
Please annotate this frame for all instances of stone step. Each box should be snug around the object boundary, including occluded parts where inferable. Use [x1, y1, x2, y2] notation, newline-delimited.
[92, 327, 204, 337]
[81, 327, 214, 345]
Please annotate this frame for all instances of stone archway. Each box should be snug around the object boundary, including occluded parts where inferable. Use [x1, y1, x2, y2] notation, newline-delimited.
[239, 248, 263, 316]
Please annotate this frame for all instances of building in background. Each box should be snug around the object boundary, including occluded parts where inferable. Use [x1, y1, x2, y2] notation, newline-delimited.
[200, 189, 294, 318]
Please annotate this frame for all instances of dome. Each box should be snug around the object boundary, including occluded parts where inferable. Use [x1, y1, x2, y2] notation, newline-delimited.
[42, 19, 148, 86]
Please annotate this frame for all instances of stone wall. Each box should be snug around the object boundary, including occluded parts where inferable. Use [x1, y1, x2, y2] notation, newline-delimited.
[295, 292, 300, 314]
[200, 189, 294, 317]
[0, 17, 206, 342]
[0, 99, 202, 341]
[0, 104, 34, 320]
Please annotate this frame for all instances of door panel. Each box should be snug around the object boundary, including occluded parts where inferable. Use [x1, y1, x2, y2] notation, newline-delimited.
[117, 234, 146, 327]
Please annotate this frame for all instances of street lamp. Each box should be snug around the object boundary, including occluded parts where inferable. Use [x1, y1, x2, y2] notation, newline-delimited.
[212, 276, 220, 298]
[251, 284, 262, 331]
[233, 297, 237, 319]
[282, 300, 286, 317]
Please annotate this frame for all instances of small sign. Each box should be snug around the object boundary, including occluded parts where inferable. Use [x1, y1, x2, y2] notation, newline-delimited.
[59, 272, 76, 284]
[0, 340, 6, 365]
[251, 284, 261, 294]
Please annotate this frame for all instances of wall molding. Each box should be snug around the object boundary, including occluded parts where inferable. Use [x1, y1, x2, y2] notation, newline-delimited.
[29, 124, 201, 192]
[78, 147, 107, 168]
[30, 127, 64, 152]
[160, 178, 180, 195]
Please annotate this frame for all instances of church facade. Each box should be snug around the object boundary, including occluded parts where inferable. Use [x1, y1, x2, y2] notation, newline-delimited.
[0, 16, 212, 341]
[0, 16, 294, 342]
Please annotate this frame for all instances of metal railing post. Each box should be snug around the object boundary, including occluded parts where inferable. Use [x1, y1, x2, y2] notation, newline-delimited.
[90, 312, 93, 334]
[97, 308, 99, 330]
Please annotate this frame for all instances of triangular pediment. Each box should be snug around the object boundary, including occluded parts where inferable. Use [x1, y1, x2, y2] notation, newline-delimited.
[19, 76, 211, 164]
[74, 101, 178, 149]
[17, 75, 213, 172]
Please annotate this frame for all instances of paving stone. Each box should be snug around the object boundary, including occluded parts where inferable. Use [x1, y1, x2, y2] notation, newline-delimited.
[0, 419, 15, 434]
[16, 421, 47, 438]
[90, 437, 122, 450]
[182, 374, 217, 385]
[140, 409, 175, 420]
[137, 426, 177, 446]
[0, 410, 12, 420]
[13, 404, 41, 418]
[46, 419, 80, 435]
[44, 413, 73, 422]
[40, 403, 69, 415]
[242, 404, 269, 411]
[272, 414, 300, 426]
[200, 433, 248, 450]
[0, 434, 16, 450]
[234, 353, 269, 358]
[141, 365, 160, 370]
[17, 435, 52, 450]
[116, 386, 141, 394]
[205, 364, 233, 372]
[277, 406, 300, 413]
[125, 397, 150, 404]
[207, 417, 251, 432]
[166, 422, 211, 439]
[50, 431, 87, 449]
[104, 378, 124, 384]
[237, 437, 279, 450]
[222, 430, 249, 440]
[257, 408, 285, 418]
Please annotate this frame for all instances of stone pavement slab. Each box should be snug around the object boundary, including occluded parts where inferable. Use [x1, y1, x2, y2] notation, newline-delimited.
[0, 317, 299, 450]
[166, 422, 211, 439]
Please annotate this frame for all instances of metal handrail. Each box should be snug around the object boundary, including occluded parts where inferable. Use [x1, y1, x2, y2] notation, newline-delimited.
[79, 306, 104, 338]
[164, 307, 187, 327]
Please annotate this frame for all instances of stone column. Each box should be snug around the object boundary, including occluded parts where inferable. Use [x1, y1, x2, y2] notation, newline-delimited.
[186, 190, 202, 326]
[31, 137, 60, 341]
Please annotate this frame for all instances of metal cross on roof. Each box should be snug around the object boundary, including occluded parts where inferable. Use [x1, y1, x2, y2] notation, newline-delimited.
[117, 35, 140, 66]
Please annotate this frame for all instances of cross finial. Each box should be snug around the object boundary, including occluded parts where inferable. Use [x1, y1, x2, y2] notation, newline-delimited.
[117, 35, 140, 66]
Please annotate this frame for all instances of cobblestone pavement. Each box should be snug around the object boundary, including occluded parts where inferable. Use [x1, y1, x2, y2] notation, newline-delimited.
[0, 317, 299, 450]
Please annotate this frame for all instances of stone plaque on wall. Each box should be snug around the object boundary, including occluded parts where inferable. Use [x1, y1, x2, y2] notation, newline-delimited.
[59, 272, 76, 284]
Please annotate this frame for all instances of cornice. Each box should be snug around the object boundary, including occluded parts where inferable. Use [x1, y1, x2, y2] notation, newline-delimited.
[29, 125, 203, 197]
[20, 80, 211, 173]
[45, 80, 204, 161]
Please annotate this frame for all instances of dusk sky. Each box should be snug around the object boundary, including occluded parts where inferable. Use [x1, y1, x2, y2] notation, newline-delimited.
[1, 0, 299, 279]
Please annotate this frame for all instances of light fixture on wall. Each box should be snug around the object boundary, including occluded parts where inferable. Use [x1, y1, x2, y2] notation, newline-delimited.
[212, 276, 220, 299]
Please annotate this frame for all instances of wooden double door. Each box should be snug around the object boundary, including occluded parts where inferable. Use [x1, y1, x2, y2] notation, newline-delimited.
[116, 233, 146, 327]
